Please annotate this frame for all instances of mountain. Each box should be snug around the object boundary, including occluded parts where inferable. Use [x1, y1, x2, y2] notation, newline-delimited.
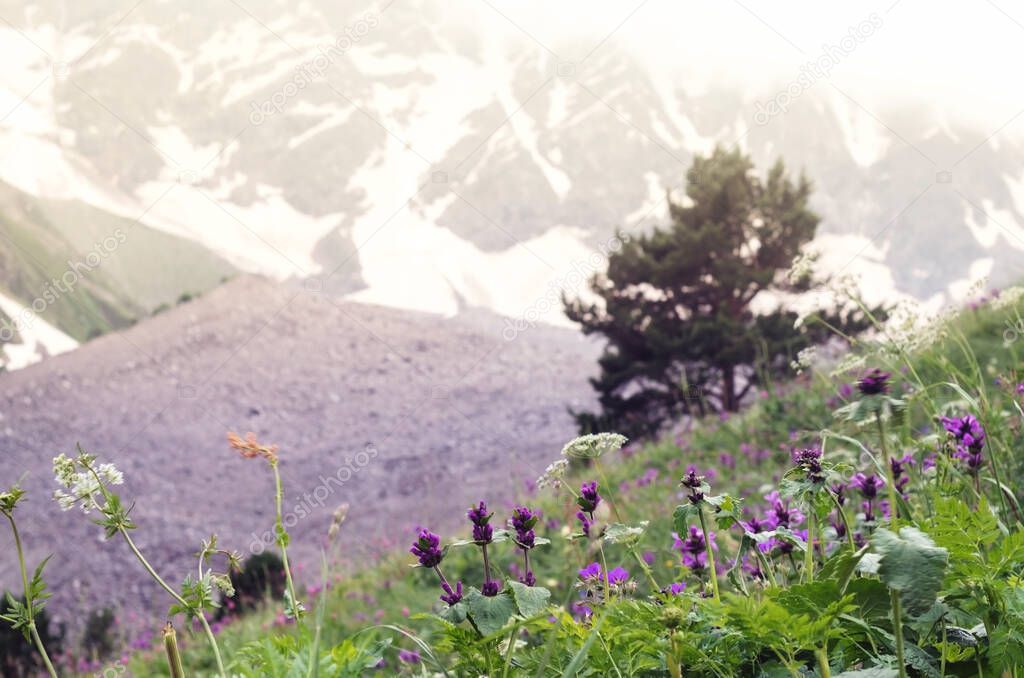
[0, 275, 599, 625]
[1, 0, 1021, 364]
[0, 177, 236, 367]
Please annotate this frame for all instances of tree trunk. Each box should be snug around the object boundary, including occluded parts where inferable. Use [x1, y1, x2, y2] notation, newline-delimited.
[722, 365, 737, 412]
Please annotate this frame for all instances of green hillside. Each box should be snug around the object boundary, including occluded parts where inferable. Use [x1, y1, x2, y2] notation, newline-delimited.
[0, 179, 234, 342]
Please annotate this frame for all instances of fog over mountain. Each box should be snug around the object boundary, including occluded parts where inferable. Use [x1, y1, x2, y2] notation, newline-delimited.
[1, 0, 1023, 368]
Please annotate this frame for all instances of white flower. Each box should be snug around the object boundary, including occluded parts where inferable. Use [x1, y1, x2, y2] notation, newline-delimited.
[561, 433, 628, 459]
[52, 453, 123, 513]
[536, 459, 569, 490]
[790, 347, 817, 374]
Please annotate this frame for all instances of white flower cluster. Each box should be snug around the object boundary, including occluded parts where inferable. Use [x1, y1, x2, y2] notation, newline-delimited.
[561, 433, 628, 459]
[52, 453, 123, 513]
[992, 286, 1024, 311]
[787, 250, 817, 284]
[535, 459, 569, 491]
[790, 346, 817, 374]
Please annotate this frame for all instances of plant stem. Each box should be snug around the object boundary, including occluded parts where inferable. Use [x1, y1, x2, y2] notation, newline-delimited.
[890, 589, 907, 678]
[827, 489, 855, 549]
[5, 515, 58, 678]
[816, 646, 831, 678]
[272, 460, 302, 621]
[875, 416, 900, 530]
[803, 513, 815, 584]
[597, 543, 612, 601]
[753, 546, 779, 588]
[119, 527, 226, 677]
[697, 510, 720, 602]
[501, 621, 519, 678]
[628, 545, 660, 592]
[163, 622, 186, 678]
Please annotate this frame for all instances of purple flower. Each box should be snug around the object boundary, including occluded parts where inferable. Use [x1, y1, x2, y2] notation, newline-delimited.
[890, 454, 914, 497]
[481, 580, 501, 597]
[673, 526, 717, 572]
[849, 473, 885, 500]
[765, 491, 804, 528]
[521, 570, 536, 586]
[666, 582, 686, 595]
[607, 567, 630, 585]
[510, 505, 538, 549]
[1016, 383, 1024, 396]
[940, 414, 986, 450]
[440, 580, 463, 605]
[858, 368, 891, 395]
[398, 649, 421, 664]
[578, 562, 602, 580]
[411, 529, 443, 568]
[793, 447, 825, 483]
[467, 501, 494, 544]
[578, 481, 601, 514]
[838, 383, 854, 400]
[680, 469, 705, 504]
[576, 511, 593, 537]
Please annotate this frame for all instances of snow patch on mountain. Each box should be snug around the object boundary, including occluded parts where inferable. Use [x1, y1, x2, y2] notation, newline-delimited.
[0, 290, 78, 370]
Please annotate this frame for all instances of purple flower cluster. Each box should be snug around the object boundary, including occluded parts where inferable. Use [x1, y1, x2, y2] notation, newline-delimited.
[576, 481, 601, 536]
[680, 469, 705, 504]
[673, 526, 717, 572]
[858, 368, 891, 396]
[511, 505, 538, 549]
[440, 580, 463, 605]
[792, 447, 825, 483]
[890, 453, 914, 497]
[467, 501, 494, 544]
[941, 414, 986, 473]
[410, 529, 443, 568]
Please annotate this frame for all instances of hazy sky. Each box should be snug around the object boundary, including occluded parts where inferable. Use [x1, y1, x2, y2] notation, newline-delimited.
[461, 0, 1024, 135]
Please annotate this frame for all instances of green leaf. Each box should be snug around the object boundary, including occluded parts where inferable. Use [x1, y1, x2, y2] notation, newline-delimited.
[834, 669, 898, 678]
[464, 587, 515, 637]
[872, 527, 948, 616]
[673, 504, 700, 535]
[508, 581, 551, 618]
[438, 601, 467, 625]
[603, 521, 648, 545]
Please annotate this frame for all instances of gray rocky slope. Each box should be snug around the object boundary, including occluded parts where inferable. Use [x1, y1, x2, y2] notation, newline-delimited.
[0, 275, 599, 628]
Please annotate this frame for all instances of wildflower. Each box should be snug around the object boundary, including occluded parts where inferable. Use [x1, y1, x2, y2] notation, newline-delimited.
[327, 503, 349, 544]
[607, 567, 630, 586]
[398, 649, 421, 664]
[510, 505, 538, 549]
[227, 431, 278, 464]
[674, 526, 716, 572]
[576, 511, 593, 537]
[666, 582, 687, 595]
[578, 562, 602, 581]
[765, 491, 804, 528]
[680, 469, 705, 504]
[890, 454, 914, 497]
[410, 530, 443, 568]
[467, 501, 493, 544]
[831, 482, 847, 506]
[792, 447, 825, 483]
[562, 433, 628, 459]
[0, 484, 25, 515]
[577, 481, 601, 515]
[849, 473, 885, 500]
[857, 368, 891, 395]
[481, 581, 501, 597]
[439, 580, 462, 605]
[1017, 383, 1024, 396]
[52, 453, 124, 513]
[536, 459, 569, 490]
[940, 414, 986, 450]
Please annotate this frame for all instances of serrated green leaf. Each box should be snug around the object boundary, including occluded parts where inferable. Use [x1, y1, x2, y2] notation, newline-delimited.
[508, 581, 551, 618]
[873, 527, 948, 616]
[603, 522, 648, 545]
[464, 587, 515, 637]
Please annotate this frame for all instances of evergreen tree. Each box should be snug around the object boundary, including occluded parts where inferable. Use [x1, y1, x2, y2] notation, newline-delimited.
[565, 146, 877, 437]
